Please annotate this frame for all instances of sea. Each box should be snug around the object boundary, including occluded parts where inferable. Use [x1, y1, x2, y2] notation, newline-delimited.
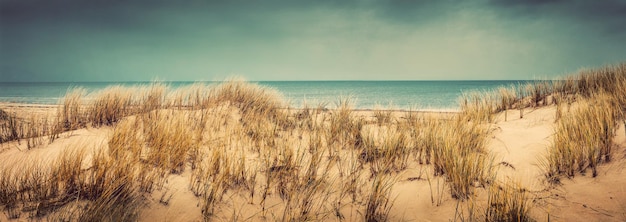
[0, 81, 536, 111]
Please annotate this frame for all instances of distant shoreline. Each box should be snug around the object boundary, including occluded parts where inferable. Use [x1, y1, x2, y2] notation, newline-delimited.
[0, 80, 543, 84]
[0, 102, 461, 114]
[0, 80, 537, 110]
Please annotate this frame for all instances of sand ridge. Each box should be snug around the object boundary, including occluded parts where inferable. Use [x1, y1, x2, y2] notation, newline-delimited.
[1, 102, 625, 221]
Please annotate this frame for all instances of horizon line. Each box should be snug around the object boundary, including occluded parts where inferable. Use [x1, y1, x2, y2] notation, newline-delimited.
[0, 79, 554, 84]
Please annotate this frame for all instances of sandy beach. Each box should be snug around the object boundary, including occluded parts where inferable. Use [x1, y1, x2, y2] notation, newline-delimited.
[3, 64, 626, 221]
[1, 90, 625, 221]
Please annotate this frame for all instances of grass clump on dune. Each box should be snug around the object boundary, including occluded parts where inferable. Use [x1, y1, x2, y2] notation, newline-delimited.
[484, 181, 533, 222]
[465, 63, 626, 185]
[0, 110, 24, 144]
[430, 118, 493, 200]
[0, 111, 58, 148]
[545, 94, 621, 181]
[88, 86, 136, 127]
[212, 79, 285, 121]
[460, 91, 497, 123]
[0, 109, 15, 144]
[540, 63, 626, 182]
[58, 88, 87, 131]
[0, 146, 145, 221]
[142, 111, 197, 174]
[364, 174, 396, 222]
[0, 109, 8, 121]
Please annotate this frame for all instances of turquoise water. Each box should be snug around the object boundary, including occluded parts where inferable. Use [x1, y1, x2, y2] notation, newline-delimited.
[0, 81, 535, 110]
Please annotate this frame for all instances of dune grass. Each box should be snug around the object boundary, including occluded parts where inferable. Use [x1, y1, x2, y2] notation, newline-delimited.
[0, 110, 24, 144]
[0, 110, 59, 149]
[59, 87, 87, 131]
[460, 91, 497, 123]
[88, 85, 137, 127]
[0, 145, 144, 220]
[0, 79, 501, 220]
[544, 93, 621, 181]
[364, 174, 396, 222]
[484, 180, 533, 222]
[538, 64, 625, 182]
[1, 62, 626, 221]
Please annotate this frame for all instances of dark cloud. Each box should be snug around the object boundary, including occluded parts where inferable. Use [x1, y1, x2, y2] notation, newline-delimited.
[1, 0, 625, 81]
[490, 0, 564, 7]
[488, 0, 626, 35]
[369, 0, 466, 24]
[3, 0, 625, 28]
[5, 0, 622, 37]
[0, 0, 465, 28]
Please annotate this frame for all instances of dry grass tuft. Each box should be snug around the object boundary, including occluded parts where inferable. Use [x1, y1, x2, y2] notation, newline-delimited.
[212, 79, 284, 120]
[59, 87, 87, 131]
[143, 111, 197, 174]
[0, 142, 149, 220]
[460, 91, 497, 123]
[108, 117, 143, 161]
[165, 83, 212, 109]
[0, 111, 59, 148]
[484, 181, 533, 222]
[406, 113, 494, 200]
[373, 106, 394, 126]
[0, 110, 24, 143]
[327, 96, 364, 150]
[364, 174, 396, 222]
[0, 109, 8, 120]
[360, 127, 410, 176]
[544, 94, 620, 181]
[539, 63, 626, 182]
[496, 86, 518, 113]
[77, 177, 142, 222]
[88, 86, 135, 127]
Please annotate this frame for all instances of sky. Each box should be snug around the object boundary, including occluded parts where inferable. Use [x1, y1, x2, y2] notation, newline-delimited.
[1, 0, 625, 82]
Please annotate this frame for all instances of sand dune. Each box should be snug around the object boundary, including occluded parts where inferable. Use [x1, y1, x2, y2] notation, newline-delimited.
[1, 101, 625, 221]
[1, 64, 625, 221]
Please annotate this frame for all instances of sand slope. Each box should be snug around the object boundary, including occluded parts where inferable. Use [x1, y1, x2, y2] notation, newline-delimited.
[1, 103, 625, 221]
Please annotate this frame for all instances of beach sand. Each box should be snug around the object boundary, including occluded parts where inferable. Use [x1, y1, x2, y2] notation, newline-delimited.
[1, 102, 625, 222]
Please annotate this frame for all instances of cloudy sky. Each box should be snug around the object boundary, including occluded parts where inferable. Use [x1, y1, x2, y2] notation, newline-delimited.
[1, 0, 625, 82]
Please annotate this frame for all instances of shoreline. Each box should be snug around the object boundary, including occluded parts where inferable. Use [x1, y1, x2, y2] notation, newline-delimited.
[0, 102, 59, 109]
[0, 102, 460, 114]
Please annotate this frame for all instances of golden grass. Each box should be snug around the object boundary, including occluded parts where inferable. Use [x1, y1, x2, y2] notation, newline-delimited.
[0, 140, 156, 220]
[212, 79, 286, 124]
[0, 109, 8, 120]
[0, 110, 24, 143]
[2, 62, 626, 221]
[483, 180, 533, 222]
[526, 81, 552, 107]
[495, 86, 517, 119]
[460, 91, 497, 123]
[59, 87, 87, 130]
[88, 85, 136, 127]
[0, 110, 59, 149]
[373, 106, 394, 126]
[165, 82, 211, 109]
[364, 174, 396, 222]
[108, 116, 142, 161]
[544, 94, 621, 181]
[360, 126, 410, 176]
[142, 111, 197, 174]
[430, 117, 493, 200]
[537, 63, 626, 182]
